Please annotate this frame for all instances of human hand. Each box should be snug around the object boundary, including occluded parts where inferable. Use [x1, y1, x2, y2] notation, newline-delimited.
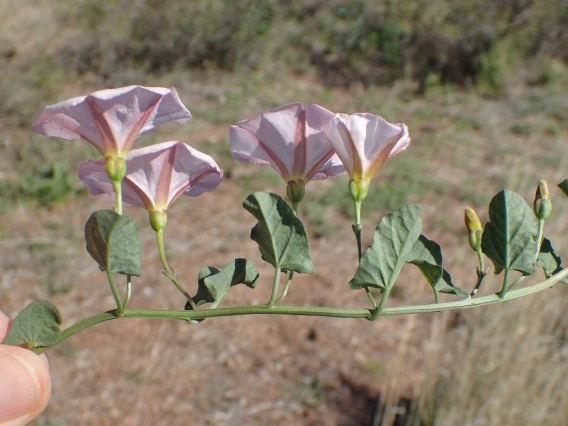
[0, 311, 51, 426]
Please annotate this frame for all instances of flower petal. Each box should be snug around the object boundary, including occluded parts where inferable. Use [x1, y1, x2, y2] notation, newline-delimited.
[79, 141, 223, 212]
[34, 86, 191, 157]
[230, 102, 343, 182]
[323, 112, 409, 181]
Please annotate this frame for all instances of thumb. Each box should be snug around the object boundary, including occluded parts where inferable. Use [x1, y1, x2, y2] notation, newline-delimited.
[0, 345, 51, 426]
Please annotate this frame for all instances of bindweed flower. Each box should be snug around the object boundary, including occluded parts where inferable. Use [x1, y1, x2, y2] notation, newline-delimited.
[322, 113, 410, 201]
[78, 141, 223, 231]
[230, 103, 346, 205]
[33, 86, 192, 161]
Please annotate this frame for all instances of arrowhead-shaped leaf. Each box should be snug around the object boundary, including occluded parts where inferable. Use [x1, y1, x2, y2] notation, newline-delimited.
[408, 235, 469, 298]
[558, 179, 568, 196]
[3, 301, 62, 348]
[85, 210, 142, 276]
[481, 190, 538, 275]
[188, 259, 260, 309]
[349, 205, 422, 290]
[537, 238, 568, 283]
[243, 192, 313, 274]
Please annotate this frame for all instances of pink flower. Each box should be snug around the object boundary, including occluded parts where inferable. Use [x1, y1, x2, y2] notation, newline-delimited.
[33, 86, 192, 158]
[322, 113, 410, 183]
[230, 103, 345, 184]
[78, 141, 223, 212]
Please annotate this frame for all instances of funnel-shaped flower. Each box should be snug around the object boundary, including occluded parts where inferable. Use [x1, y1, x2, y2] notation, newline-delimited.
[230, 103, 346, 184]
[34, 86, 192, 158]
[322, 113, 409, 183]
[78, 141, 223, 214]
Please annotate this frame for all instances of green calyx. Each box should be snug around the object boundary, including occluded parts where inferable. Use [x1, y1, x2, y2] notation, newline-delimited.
[150, 210, 168, 232]
[348, 178, 370, 203]
[106, 156, 127, 183]
[286, 180, 306, 206]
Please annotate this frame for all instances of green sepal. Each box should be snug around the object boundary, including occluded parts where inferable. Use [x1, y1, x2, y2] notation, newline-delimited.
[243, 192, 314, 274]
[349, 205, 422, 290]
[85, 209, 142, 276]
[558, 179, 568, 197]
[3, 301, 62, 349]
[408, 235, 469, 298]
[186, 259, 260, 309]
[481, 190, 538, 275]
[537, 238, 568, 283]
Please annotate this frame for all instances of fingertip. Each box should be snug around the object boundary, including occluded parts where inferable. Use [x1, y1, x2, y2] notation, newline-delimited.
[0, 346, 51, 426]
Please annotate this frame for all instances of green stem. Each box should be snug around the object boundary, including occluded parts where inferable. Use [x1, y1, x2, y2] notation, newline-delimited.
[268, 267, 282, 307]
[113, 180, 123, 215]
[434, 288, 440, 304]
[470, 249, 487, 297]
[106, 271, 124, 316]
[275, 271, 294, 305]
[32, 268, 568, 355]
[352, 198, 377, 309]
[498, 268, 511, 298]
[507, 275, 525, 291]
[156, 230, 196, 310]
[534, 218, 545, 265]
[124, 275, 132, 308]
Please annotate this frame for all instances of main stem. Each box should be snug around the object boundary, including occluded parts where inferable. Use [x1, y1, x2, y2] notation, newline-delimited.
[33, 268, 568, 355]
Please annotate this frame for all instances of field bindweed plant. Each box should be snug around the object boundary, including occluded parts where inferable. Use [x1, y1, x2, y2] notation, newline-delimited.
[4, 85, 568, 359]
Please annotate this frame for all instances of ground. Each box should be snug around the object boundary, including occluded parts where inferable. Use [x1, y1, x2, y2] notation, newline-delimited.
[2, 72, 568, 426]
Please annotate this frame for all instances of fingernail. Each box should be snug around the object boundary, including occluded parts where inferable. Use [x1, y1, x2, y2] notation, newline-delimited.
[0, 351, 41, 423]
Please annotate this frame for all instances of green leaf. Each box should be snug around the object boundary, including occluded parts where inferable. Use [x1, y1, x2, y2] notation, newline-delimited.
[349, 205, 422, 290]
[85, 210, 142, 276]
[243, 192, 313, 274]
[537, 238, 568, 283]
[188, 259, 260, 309]
[558, 179, 568, 196]
[407, 235, 469, 298]
[4, 301, 62, 348]
[481, 190, 538, 275]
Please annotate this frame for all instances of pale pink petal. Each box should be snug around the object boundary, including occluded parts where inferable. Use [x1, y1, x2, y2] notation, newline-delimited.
[79, 141, 222, 212]
[311, 154, 347, 180]
[34, 86, 191, 157]
[230, 103, 344, 183]
[323, 112, 410, 181]
[78, 159, 150, 208]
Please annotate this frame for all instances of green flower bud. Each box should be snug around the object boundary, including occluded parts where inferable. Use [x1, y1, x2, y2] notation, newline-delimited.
[105, 156, 127, 183]
[533, 180, 552, 220]
[150, 210, 168, 232]
[464, 207, 482, 251]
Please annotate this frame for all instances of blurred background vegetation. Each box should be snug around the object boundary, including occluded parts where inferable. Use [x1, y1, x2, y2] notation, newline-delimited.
[1, 0, 568, 425]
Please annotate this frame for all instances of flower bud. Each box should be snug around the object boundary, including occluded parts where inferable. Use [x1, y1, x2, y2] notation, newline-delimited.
[286, 180, 306, 206]
[105, 156, 127, 183]
[533, 180, 552, 220]
[464, 207, 483, 251]
[348, 178, 370, 203]
[150, 210, 168, 232]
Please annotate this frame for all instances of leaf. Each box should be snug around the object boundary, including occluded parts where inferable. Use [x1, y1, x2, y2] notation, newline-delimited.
[85, 210, 142, 276]
[537, 238, 568, 283]
[3, 301, 62, 348]
[349, 205, 422, 290]
[481, 190, 538, 275]
[558, 179, 568, 197]
[243, 192, 313, 274]
[407, 235, 469, 298]
[187, 259, 260, 309]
